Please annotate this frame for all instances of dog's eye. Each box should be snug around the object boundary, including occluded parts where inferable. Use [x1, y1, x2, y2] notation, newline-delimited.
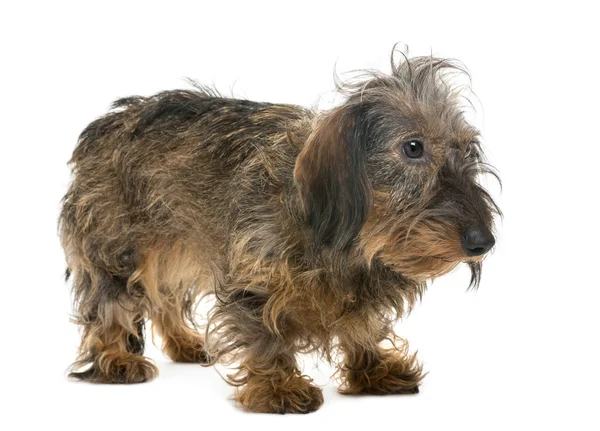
[464, 141, 482, 161]
[402, 140, 424, 159]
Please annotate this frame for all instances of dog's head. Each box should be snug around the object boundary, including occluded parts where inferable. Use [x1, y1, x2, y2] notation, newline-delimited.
[294, 54, 500, 287]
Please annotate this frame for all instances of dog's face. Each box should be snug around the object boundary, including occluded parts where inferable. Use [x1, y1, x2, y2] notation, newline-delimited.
[294, 56, 500, 287]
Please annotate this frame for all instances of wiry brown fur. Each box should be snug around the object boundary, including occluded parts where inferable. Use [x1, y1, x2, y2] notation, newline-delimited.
[60, 52, 499, 412]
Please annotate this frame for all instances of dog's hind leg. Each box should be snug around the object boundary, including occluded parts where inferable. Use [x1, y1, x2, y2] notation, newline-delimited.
[68, 267, 158, 384]
[135, 243, 210, 363]
[152, 299, 209, 363]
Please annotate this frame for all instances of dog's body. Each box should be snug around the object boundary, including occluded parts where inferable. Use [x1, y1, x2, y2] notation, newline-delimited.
[60, 55, 499, 413]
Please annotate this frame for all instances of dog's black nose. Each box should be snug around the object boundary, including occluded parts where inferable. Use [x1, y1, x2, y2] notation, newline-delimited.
[461, 227, 495, 257]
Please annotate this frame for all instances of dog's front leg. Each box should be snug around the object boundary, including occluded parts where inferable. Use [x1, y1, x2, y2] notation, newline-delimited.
[337, 327, 424, 395]
[218, 289, 323, 414]
[235, 337, 323, 414]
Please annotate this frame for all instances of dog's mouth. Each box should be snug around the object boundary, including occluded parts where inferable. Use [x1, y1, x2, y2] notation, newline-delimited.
[379, 251, 462, 280]
[382, 254, 484, 290]
[463, 254, 485, 263]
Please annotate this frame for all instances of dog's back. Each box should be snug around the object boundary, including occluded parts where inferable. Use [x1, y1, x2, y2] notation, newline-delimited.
[62, 89, 311, 268]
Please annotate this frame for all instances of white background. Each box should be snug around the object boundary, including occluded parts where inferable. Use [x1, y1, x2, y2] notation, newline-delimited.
[1, 1, 599, 430]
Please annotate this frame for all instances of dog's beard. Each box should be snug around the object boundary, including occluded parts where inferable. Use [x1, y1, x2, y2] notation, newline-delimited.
[377, 251, 483, 291]
[466, 260, 482, 290]
[378, 251, 461, 280]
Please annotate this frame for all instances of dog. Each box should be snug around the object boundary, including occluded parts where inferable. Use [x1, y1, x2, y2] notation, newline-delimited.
[59, 52, 499, 413]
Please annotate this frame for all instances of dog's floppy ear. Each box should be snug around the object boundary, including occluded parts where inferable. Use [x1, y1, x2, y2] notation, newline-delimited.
[294, 106, 372, 254]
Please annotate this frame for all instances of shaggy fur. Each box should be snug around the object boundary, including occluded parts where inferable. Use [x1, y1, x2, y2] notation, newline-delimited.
[60, 52, 499, 413]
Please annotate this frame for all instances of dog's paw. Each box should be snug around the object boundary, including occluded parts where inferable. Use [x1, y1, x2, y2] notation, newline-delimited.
[339, 350, 424, 395]
[237, 375, 324, 414]
[391, 384, 420, 394]
[69, 356, 158, 384]
[164, 336, 210, 364]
